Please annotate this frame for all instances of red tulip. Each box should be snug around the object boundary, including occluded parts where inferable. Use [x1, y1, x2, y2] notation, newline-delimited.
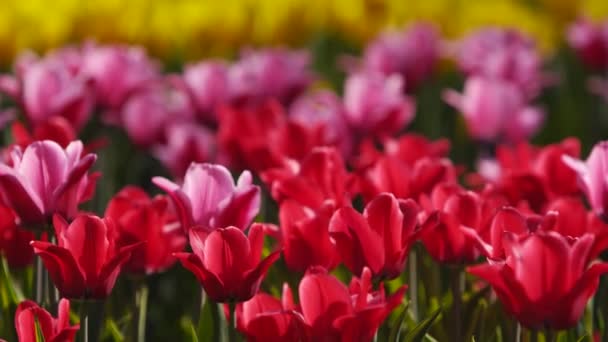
[262, 147, 353, 210]
[0, 140, 98, 226]
[236, 284, 309, 342]
[468, 231, 608, 329]
[174, 224, 280, 302]
[11, 116, 77, 149]
[329, 193, 419, 278]
[567, 18, 608, 69]
[418, 183, 501, 264]
[0, 205, 34, 268]
[30, 214, 142, 299]
[278, 200, 339, 272]
[299, 267, 405, 341]
[105, 186, 186, 274]
[15, 298, 79, 342]
[153, 162, 260, 233]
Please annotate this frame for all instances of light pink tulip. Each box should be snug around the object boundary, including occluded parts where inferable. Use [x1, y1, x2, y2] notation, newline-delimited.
[563, 141, 608, 218]
[181, 61, 230, 122]
[443, 76, 544, 142]
[343, 72, 415, 138]
[81, 44, 159, 110]
[121, 81, 194, 147]
[152, 122, 216, 178]
[228, 48, 312, 104]
[363, 23, 439, 91]
[0, 55, 93, 131]
[0, 140, 98, 226]
[153, 163, 260, 232]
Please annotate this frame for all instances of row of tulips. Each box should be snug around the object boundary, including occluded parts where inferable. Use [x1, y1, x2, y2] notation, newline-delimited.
[0, 16, 608, 342]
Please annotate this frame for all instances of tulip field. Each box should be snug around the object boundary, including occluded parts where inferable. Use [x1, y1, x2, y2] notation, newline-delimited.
[2, 2, 608, 342]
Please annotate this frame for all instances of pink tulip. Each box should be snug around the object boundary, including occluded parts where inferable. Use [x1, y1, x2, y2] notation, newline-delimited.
[443, 76, 544, 142]
[567, 18, 608, 69]
[454, 28, 546, 96]
[563, 141, 608, 219]
[229, 48, 312, 105]
[181, 61, 230, 122]
[153, 163, 260, 232]
[363, 23, 439, 91]
[343, 72, 415, 138]
[121, 81, 194, 147]
[152, 122, 216, 178]
[289, 90, 353, 158]
[0, 140, 98, 226]
[81, 44, 159, 110]
[0, 54, 93, 131]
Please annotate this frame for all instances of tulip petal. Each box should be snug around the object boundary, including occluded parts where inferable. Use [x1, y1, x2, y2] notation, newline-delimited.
[30, 241, 86, 298]
[93, 242, 144, 298]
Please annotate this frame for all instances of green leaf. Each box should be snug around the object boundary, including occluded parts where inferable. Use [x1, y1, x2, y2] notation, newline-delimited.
[402, 308, 442, 342]
[388, 302, 410, 342]
[180, 316, 199, 342]
[0, 256, 24, 305]
[106, 318, 125, 341]
[576, 335, 592, 342]
[35, 317, 46, 342]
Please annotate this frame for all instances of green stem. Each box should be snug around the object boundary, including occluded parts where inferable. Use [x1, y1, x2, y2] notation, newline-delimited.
[408, 250, 418, 321]
[137, 284, 149, 342]
[228, 301, 237, 342]
[78, 300, 89, 342]
[450, 267, 463, 342]
[35, 256, 44, 304]
[544, 328, 556, 342]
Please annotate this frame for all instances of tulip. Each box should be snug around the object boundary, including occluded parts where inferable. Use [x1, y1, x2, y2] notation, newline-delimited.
[362, 23, 439, 91]
[567, 18, 608, 69]
[120, 82, 194, 147]
[236, 284, 309, 342]
[418, 184, 489, 264]
[468, 231, 608, 329]
[81, 44, 159, 110]
[11, 116, 77, 149]
[278, 200, 339, 272]
[0, 55, 93, 131]
[30, 214, 142, 299]
[181, 61, 230, 122]
[105, 186, 186, 274]
[343, 71, 415, 138]
[563, 141, 608, 219]
[299, 267, 405, 341]
[0, 140, 98, 226]
[443, 76, 544, 143]
[289, 90, 353, 158]
[152, 121, 216, 178]
[0, 205, 34, 268]
[262, 147, 353, 210]
[228, 48, 312, 105]
[454, 28, 546, 96]
[15, 298, 79, 342]
[174, 224, 281, 302]
[153, 162, 260, 232]
[329, 193, 419, 278]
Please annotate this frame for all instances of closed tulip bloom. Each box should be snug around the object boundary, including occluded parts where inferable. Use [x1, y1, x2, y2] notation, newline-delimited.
[15, 298, 79, 342]
[443, 76, 544, 143]
[236, 284, 309, 342]
[343, 71, 415, 138]
[329, 193, 419, 278]
[152, 122, 216, 178]
[363, 23, 439, 91]
[30, 214, 142, 299]
[468, 231, 608, 329]
[174, 224, 281, 302]
[278, 200, 339, 272]
[567, 18, 608, 69]
[563, 141, 608, 219]
[181, 61, 230, 122]
[0, 55, 93, 132]
[105, 186, 186, 274]
[229, 48, 312, 105]
[81, 44, 159, 110]
[0, 140, 98, 226]
[299, 267, 405, 341]
[153, 162, 260, 232]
